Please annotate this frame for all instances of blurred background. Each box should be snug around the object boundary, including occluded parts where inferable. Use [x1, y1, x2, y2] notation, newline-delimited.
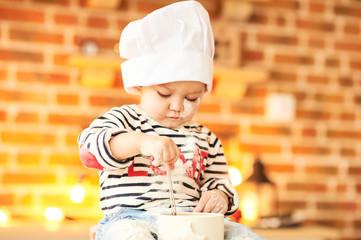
[0, 0, 360, 239]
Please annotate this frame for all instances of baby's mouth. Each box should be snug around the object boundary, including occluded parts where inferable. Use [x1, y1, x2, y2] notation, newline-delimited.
[168, 116, 180, 120]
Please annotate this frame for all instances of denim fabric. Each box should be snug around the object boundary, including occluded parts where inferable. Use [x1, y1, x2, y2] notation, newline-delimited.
[96, 208, 266, 240]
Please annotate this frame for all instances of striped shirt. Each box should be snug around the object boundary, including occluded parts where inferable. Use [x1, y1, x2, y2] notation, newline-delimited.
[78, 105, 239, 216]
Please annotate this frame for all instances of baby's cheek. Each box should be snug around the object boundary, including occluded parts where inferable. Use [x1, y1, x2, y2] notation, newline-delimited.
[181, 98, 200, 119]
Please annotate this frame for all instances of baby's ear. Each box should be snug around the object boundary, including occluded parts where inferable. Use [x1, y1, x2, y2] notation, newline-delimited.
[128, 86, 142, 95]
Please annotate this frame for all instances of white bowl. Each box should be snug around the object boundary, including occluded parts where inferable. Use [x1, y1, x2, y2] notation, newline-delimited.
[158, 212, 224, 240]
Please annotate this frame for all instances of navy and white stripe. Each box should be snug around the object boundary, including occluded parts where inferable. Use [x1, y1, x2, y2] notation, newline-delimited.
[78, 104, 239, 216]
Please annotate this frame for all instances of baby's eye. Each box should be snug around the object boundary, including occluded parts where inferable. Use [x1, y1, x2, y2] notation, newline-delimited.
[157, 91, 171, 98]
[185, 97, 199, 102]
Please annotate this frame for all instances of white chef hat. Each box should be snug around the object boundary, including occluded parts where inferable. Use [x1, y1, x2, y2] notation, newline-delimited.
[118, 0, 214, 94]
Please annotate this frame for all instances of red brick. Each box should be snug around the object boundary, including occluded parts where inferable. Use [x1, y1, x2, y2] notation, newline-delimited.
[1, 131, 56, 145]
[297, 110, 331, 120]
[0, 48, 43, 63]
[339, 112, 355, 121]
[136, 1, 172, 13]
[334, 4, 361, 19]
[317, 202, 357, 211]
[54, 13, 78, 25]
[53, 53, 68, 66]
[292, 145, 330, 155]
[89, 95, 134, 107]
[350, 59, 361, 70]
[327, 130, 361, 139]
[355, 95, 361, 105]
[275, 15, 287, 27]
[0, 69, 7, 81]
[244, 87, 267, 98]
[17, 71, 70, 85]
[206, 123, 240, 139]
[254, 1, 300, 10]
[0, 152, 9, 165]
[325, 57, 340, 68]
[117, 19, 130, 30]
[296, 18, 335, 32]
[240, 143, 281, 154]
[32, 0, 70, 6]
[15, 112, 39, 124]
[49, 153, 82, 167]
[113, 71, 124, 89]
[340, 148, 356, 157]
[17, 153, 41, 165]
[274, 54, 314, 65]
[309, 2, 326, 13]
[267, 164, 294, 173]
[2, 173, 57, 185]
[286, 183, 327, 192]
[308, 38, 325, 49]
[47, 113, 90, 126]
[357, 184, 361, 194]
[257, 34, 298, 46]
[349, 167, 361, 175]
[270, 70, 297, 82]
[338, 76, 353, 87]
[307, 75, 328, 84]
[302, 128, 316, 137]
[231, 105, 264, 115]
[0, 90, 48, 104]
[10, 29, 63, 45]
[250, 125, 291, 136]
[337, 184, 347, 193]
[293, 92, 308, 101]
[249, 13, 268, 25]
[244, 50, 264, 62]
[0, 194, 15, 205]
[198, 103, 221, 113]
[57, 94, 79, 105]
[87, 16, 108, 28]
[315, 93, 344, 103]
[278, 200, 306, 212]
[334, 41, 361, 52]
[0, 7, 44, 23]
[344, 21, 360, 35]
[354, 220, 361, 229]
[0, 110, 7, 122]
[306, 219, 347, 229]
[305, 166, 338, 174]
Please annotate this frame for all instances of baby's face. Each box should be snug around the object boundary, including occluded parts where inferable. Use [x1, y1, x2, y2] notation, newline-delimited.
[140, 81, 206, 129]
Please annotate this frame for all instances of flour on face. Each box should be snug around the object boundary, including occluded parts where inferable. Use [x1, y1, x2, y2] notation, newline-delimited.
[180, 98, 200, 119]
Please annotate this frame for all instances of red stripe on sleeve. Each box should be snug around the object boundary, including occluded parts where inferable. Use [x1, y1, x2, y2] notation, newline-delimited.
[79, 145, 104, 171]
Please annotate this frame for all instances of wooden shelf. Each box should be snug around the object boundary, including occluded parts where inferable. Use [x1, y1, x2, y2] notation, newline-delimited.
[67, 55, 268, 94]
[67, 55, 123, 69]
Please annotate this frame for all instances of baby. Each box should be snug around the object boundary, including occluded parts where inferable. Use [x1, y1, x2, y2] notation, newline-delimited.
[78, 1, 265, 239]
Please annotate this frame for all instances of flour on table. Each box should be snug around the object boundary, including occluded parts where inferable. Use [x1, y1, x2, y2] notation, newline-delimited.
[105, 219, 155, 240]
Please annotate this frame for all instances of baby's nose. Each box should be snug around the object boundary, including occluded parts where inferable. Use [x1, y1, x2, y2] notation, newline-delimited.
[169, 98, 184, 112]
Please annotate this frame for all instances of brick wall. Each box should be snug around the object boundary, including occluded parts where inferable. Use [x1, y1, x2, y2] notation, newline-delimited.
[0, 0, 360, 239]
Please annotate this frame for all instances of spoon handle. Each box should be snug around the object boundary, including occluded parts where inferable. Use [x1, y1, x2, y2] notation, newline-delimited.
[166, 164, 177, 216]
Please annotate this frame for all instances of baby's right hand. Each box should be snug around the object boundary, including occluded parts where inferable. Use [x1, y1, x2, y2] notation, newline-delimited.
[139, 135, 179, 167]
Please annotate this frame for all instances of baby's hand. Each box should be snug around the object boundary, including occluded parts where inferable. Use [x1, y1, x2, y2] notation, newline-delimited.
[193, 189, 229, 215]
[139, 135, 179, 167]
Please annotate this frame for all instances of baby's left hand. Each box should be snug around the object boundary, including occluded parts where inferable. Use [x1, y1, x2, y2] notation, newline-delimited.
[193, 189, 229, 214]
